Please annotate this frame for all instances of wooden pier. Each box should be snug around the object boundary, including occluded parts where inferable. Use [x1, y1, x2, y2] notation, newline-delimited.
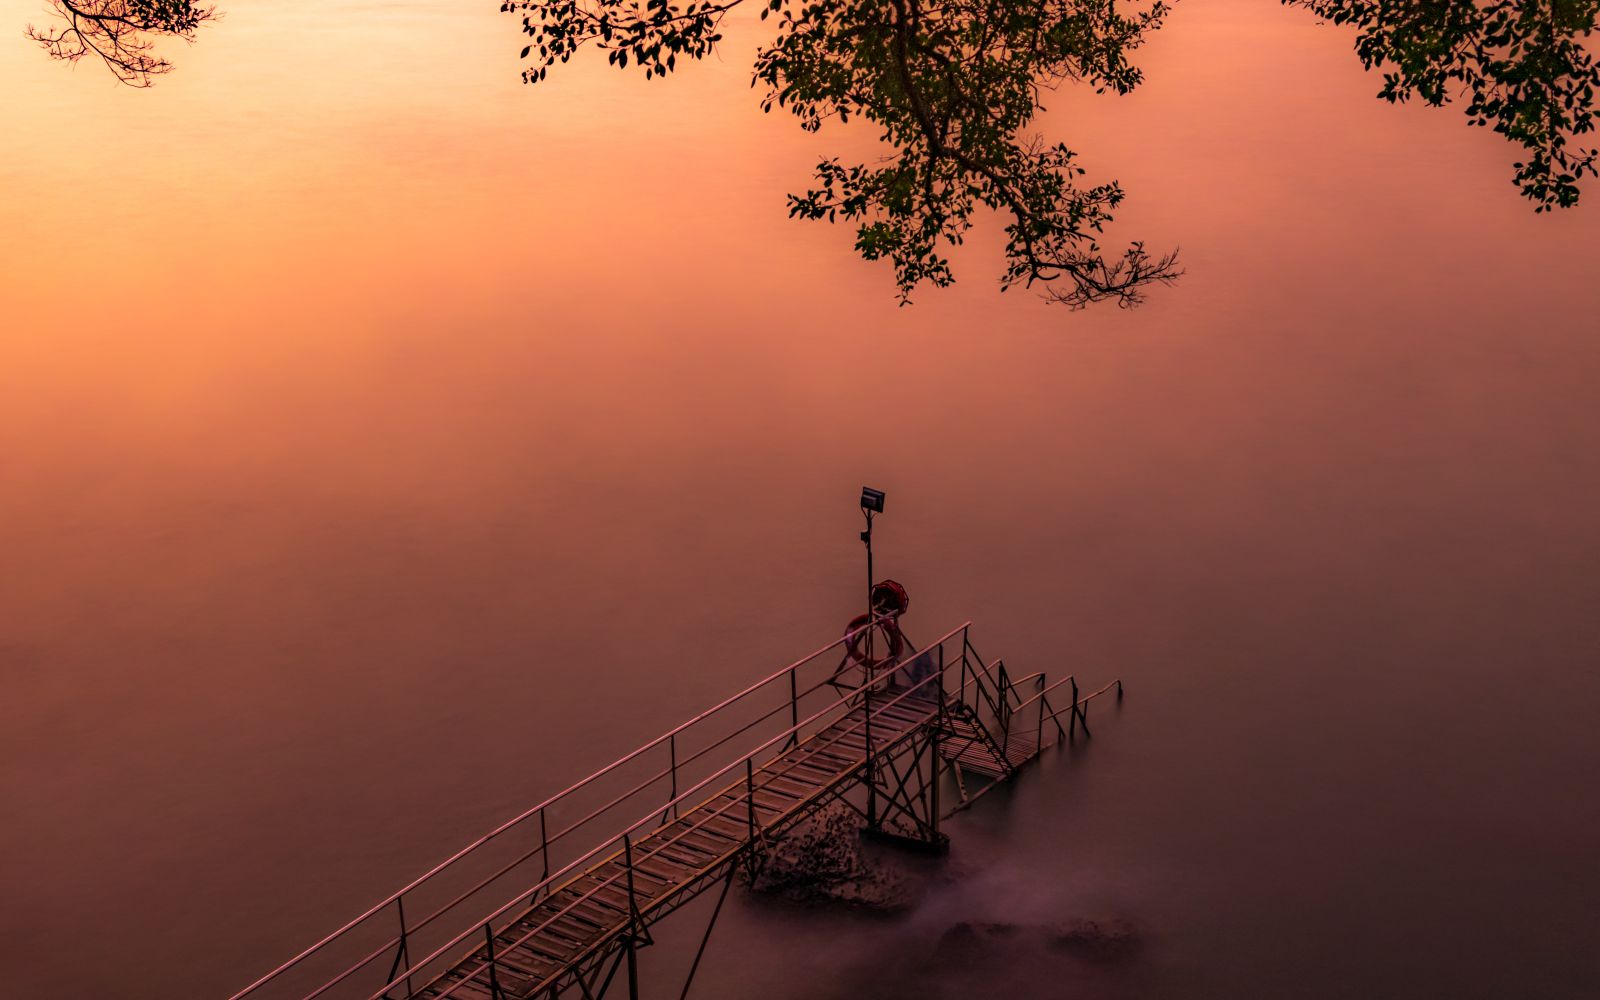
[229, 620, 1122, 1000]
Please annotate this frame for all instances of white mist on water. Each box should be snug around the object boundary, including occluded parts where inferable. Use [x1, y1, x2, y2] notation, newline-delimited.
[3, 1, 1598, 998]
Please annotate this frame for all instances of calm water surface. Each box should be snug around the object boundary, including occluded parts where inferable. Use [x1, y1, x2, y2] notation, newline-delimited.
[3, 1, 1598, 997]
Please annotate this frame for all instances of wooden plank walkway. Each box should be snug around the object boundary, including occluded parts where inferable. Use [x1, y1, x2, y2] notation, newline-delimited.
[416, 691, 946, 1000]
[940, 708, 1037, 778]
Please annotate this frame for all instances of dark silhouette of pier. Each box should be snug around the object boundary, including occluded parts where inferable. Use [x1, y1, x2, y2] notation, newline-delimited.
[230, 619, 1121, 1000]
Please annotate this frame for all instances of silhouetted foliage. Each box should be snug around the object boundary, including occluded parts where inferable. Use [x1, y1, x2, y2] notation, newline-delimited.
[1286, 1, 1600, 211]
[505, 0, 1599, 304]
[509, 0, 1181, 307]
[28, 0, 215, 87]
[29, 1, 1600, 304]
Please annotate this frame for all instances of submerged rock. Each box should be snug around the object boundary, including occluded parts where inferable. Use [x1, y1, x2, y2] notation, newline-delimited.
[1047, 917, 1143, 962]
[933, 920, 1022, 963]
[931, 916, 1144, 967]
[747, 802, 918, 913]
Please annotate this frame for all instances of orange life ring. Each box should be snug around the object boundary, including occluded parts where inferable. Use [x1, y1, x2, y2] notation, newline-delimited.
[870, 579, 909, 616]
[844, 611, 904, 670]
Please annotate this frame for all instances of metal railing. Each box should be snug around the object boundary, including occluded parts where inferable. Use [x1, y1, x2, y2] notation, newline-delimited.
[956, 626, 1125, 755]
[1017, 675, 1123, 746]
[933, 638, 1123, 821]
[420, 655, 957, 1000]
[229, 617, 984, 1000]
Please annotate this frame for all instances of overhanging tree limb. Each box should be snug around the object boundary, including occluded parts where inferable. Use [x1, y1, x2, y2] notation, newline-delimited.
[28, 0, 215, 87]
[27, 1, 1600, 307]
[1282, 0, 1600, 211]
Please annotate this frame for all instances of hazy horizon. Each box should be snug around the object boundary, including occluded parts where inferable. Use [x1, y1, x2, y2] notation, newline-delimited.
[4, 2, 1598, 997]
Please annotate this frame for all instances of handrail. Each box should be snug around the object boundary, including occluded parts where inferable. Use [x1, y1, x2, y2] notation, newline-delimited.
[957, 643, 1008, 722]
[229, 612, 911, 1000]
[1039, 678, 1122, 720]
[1036, 692, 1068, 747]
[1079, 679, 1123, 703]
[1015, 673, 1075, 713]
[961, 634, 1028, 709]
[951, 658, 1005, 704]
[966, 643, 1003, 710]
[426, 665, 955, 1000]
[333, 619, 926, 998]
[946, 653, 1024, 768]
[1036, 678, 1123, 745]
[367, 626, 970, 1000]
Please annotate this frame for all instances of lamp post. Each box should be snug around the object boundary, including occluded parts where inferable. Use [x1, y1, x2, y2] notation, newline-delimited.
[859, 487, 886, 671]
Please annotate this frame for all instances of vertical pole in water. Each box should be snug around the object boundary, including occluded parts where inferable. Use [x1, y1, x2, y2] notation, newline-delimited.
[857, 490, 882, 831]
[930, 643, 943, 838]
[864, 665, 876, 829]
[1036, 676, 1046, 750]
[861, 506, 875, 686]
[1068, 677, 1080, 742]
[863, 507, 874, 625]
[624, 834, 640, 1000]
[999, 661, 1012, 761]
[958, 643, 969, 712]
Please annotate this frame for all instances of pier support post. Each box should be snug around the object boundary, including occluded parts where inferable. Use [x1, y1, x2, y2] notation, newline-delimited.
[859, 719, 949, 854]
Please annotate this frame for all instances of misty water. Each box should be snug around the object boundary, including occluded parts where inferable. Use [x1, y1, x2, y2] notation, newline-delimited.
[3, 1, 1598, 997]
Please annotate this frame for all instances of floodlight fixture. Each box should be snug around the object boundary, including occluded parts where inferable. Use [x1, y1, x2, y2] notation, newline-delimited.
[858, 487, 886, 625]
